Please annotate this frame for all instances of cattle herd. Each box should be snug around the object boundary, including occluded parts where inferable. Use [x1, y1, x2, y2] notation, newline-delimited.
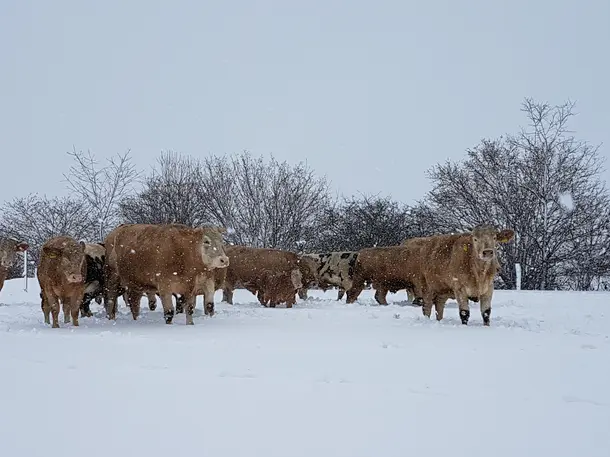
[0, 222, 515, 328]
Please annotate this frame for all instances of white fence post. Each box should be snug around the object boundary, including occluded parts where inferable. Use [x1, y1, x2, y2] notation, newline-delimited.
[23, 249, 28, 292]
[515, 263, 521, 291]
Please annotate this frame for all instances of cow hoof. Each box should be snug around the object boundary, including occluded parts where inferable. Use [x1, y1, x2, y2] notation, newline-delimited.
[482, 309, 491, 326]
[52, 323, 59, 329]
[204, 304, 215, 317]
[460, 309, 470, 325]
[149, 304, 157, 311]
[175, 306, 184, 314]
[164, 310, 174, 324]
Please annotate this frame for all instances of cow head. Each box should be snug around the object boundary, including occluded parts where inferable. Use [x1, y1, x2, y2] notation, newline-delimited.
[43, 240, 86, 283]
[0, 238, 28, 269]
[470, 225, 515, 262]
[297, 255, 319, 286]
[197, 226, 229, 269]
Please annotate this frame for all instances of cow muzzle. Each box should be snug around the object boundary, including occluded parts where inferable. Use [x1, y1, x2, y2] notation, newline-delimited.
[480, 249, 494, 261]
[215, 255, 230, 268]
[66, 273, 84, 283]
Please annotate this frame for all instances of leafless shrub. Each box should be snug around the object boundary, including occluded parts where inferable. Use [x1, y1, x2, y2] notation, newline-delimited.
[64, 147, 139, 240]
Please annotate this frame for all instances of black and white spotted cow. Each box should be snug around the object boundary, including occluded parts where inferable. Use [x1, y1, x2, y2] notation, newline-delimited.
[79, 242, 106, 317]
[298, 251, 358, 300]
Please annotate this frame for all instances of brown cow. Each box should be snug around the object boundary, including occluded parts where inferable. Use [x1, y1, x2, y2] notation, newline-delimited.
[37, 236, 87, 328]
[412, 225, 513, 325]
[221, 245, 316, 306]
[175, 266, 227, 315]
[345, 245, 425, 306]
[400, 236, 503, 308]
[0, 237, 28, 294]
[259, 268, 303, 308]
[103, 223, 229, 325]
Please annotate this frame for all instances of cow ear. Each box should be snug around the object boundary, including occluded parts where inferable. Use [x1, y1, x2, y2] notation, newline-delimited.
[15, 242, 29, 252]
[496, 229, 515, 243]
[42, 246, 60, 259]
[79, 241, 86, 251]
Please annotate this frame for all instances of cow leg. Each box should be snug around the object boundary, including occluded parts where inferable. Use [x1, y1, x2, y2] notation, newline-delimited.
[175, 293, 185, 314]
[345, 278, 365, 304]
[298, 288, 308, 300]
[406, 287, 415, 304]
[337, 287, 346, 300]
[69, 294, 81, 327]
[184, 294, 197, 325]
[421, 291, 434, 318]
[103, 266, 121, 320]
[434, 295, 449, 321]
[373, 286, 389, 305]
[62, 300, 71, 324]
[127, 290, 142, 320]
[80, 295, 93, 318]
[159, 292, 175, 324]
[252, 287, 267, 306]
[146, 292, 157, 311]
[480, 292, 493, 326]
[455, 292, 470, 325]
[202, 277, 216, 317]
[40, 290, 52, 326]
[222, 285, 234, 305]
[286, 293, 296, 309]
[48, 294, 61, 328]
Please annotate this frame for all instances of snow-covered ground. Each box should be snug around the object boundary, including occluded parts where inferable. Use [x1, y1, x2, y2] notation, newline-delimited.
[1, 278, 609, 457]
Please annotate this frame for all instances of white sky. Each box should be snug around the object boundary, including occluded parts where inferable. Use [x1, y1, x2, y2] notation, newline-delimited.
[1, 0, 608, 205]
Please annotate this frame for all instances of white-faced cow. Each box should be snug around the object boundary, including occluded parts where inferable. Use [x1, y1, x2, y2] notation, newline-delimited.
[37, 236, 87, 328]
[103, 223, 229, 325]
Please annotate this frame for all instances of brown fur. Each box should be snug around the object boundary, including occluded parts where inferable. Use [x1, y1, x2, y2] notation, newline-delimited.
[346, 245, 426, 306]
[37, 236, 87, 328]
[0, 238, 28, 294]
[103, 223, 229, 325]
[405, 226, 514, 325]
[259, 269, 303, 308]
[175, 266, 228, 316]
[221, 245, 316, 307]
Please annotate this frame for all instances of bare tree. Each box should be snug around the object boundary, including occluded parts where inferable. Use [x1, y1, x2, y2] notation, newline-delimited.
[0, 194, 95, 266]
[121, 150, 332, 251]
[312, 194, 424, 252]
[427, 98, 608, 290]
[64, 147, 139, 240]
[120, 151, 207, 226]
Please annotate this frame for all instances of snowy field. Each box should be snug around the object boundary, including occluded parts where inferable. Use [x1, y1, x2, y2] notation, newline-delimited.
[1, 278, 609, 457]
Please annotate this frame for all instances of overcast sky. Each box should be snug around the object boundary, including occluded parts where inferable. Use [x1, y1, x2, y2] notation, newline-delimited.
[2, 0, 608, 205]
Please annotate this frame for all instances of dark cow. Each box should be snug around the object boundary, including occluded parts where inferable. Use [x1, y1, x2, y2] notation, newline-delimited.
[0, 237, 28, 294]
[103, 223, 229, 325]
[79, 242, 105, 317]
[37, 236, 87, 328]
[221, 245, 317, 307]
[258, 268, 303, 308]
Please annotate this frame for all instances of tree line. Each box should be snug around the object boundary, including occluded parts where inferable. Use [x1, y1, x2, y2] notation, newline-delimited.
[1, 98, 608, 291]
